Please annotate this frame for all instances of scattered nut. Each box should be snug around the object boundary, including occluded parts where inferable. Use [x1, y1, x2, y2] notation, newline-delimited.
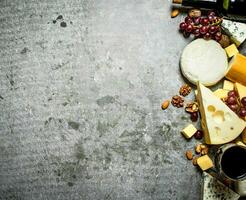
[188, 9, 201, 18]
[179, 84, 192, 96]
[185, 102, 199, 113]
[200, 144, 209, 155]
[186, 150, 193, 160]
[218, 34, 231, 48]
[195, 144, 202, 154]
[201, 147, 209, 155]
[171, 95, 184, 108]
[171, 9, 180, 18]
[161, 100, 170, 110]
[192, 156, 200, 166]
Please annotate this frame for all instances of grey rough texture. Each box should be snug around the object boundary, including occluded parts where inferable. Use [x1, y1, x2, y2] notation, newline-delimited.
[0, 0, 245, 200]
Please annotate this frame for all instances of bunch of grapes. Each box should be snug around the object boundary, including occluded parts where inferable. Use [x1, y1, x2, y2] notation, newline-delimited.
[226, 90, 246, 118]
[179, 11, 223, 41]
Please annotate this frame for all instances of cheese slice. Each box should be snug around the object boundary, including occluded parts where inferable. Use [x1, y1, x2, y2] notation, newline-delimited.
[197, 83, 246, 144]
[213, 89, 228, 100]
[202, 172, 240, 200]
[235, 82, 246, 101]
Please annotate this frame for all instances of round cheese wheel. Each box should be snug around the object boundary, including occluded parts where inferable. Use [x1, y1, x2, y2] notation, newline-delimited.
[181, 39, 228, 86]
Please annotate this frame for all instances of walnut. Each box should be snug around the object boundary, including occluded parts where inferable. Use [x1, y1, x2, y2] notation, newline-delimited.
[185, 102, 199, 113]
[179, 84, 192, 97]
[171, 95, 184, 108]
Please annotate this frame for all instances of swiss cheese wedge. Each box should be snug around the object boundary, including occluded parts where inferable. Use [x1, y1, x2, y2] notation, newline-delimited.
[197, 83, 246, 144]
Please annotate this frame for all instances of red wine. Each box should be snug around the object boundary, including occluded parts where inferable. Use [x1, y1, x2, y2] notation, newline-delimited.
[173, 0, 246, 22]
[221, 146, 246, 180]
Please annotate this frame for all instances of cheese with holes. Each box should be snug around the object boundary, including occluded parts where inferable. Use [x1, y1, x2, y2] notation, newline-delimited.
[202, 172, 240, 200]
[197, 155, 214, 171]
[213, 89, 228, 100]
[223, 80, 234, 91]
[222, 19, 246, 47]
[226, 53, 246, 86]
[225, 44, 239, 58]
[197, 83, 246, 144]
[181, 124, 197, 139]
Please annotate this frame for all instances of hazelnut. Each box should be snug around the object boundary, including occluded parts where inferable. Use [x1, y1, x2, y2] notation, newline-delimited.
[192, 156, 200, 166]
[188, 9, 201, 18]
[186, 150, 193, 160]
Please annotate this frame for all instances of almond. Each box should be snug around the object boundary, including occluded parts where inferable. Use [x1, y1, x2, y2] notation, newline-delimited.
[161, 100, 170, 110]
[171, 9, 180, 18]
[186, 150, 193, 160]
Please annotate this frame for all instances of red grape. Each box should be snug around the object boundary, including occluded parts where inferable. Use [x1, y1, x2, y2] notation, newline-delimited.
[208, 15, 215, 22]
[193, 28, 200, 37]
[209, 26, 217, 34]
[193, 17, 200, 25]
[238, 107, 246, 117]
[180, 22, 187, 31]
[186, 24, 193, 33]
[226, 96, 237, 105]
[185, 16, 193, 24]
[203, 32, 211, 39]
[194, 130, 203, 139]
[199, 26, 208, 35]
[201, 18, 209, 26]
[190, 112, 198, 122]
[241, 97, 246, 106]
[208, 11, 216, 16]
[228, 104, 239, 112]
[215, 32, 222, 41]
[228, 90, 237, 97]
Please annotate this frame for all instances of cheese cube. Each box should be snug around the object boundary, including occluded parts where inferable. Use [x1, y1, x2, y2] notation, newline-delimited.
[197, 155, 214, 171]
[225, 44, 239, 58]
[213, 89, 228, 99]
[226, 53, 246, 86]
[181, 124, 197, 139]
[223, 80, 234, 91]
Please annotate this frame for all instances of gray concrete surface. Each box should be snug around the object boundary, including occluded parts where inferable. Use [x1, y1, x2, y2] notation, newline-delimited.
[0, 0, 245, 199]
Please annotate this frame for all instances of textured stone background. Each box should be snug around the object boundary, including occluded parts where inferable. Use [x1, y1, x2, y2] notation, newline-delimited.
[0, 0, 245, 199]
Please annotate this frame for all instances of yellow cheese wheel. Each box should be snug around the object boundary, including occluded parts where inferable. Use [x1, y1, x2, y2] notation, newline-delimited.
[226, 53, 246, 86]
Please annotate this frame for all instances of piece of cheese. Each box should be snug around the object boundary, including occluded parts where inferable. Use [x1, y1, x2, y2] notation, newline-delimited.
[197, 82, 246, 144]
[197, 155, 214, 171]
[213, 89, 228, 100]
[223, 80, 234, 91]
[225, 44, 239, 58]
[222, 19, 246, 47]
[226, 53, 246, 86]
[181, 39, 228, 86]
[181, 124, 197, 139]
[242, 129, 246, 144]
[235, 138, 246, 147]
[202, 172, 240, 200]
[235, 82, 246, 101]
